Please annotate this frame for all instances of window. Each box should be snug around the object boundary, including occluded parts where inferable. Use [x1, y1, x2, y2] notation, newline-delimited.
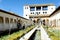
[45, 12, 47, 13]
[51, 8, 53, 9]
[36, 12, 39, 15]
[39, 12, 40, 14]
[27, 7, 28, 9]
[36, 7, 41, 10]
[25, 7, 26, 9]
[0, 16, 3, 23]
[18, 20, 20, 23]
[43, 12, 47, 14]
[5, 18, 9, 23]
[33, 12, 34, 14]
[30, 7, 35, 11]
[25, 7, 28, 9]
[10, 18, 13, 23]
[36, 12, 38, 14]
[31, 12, 34, 14]
[42, 6, 48, 10]
[26, 15, 27, 16]
[43, 12, 45, 14]
[14, 19, 16, 23]
[31, 13, 32, 14]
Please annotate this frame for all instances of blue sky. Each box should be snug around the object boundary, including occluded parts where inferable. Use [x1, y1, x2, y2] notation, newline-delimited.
[0, 0, 60, 16]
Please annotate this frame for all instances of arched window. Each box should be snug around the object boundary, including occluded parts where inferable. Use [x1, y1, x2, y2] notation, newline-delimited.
[0, 16, 3, 23]
[33, 20, 35, 23]
[10, 18, 13, 23]
[43, 19, 45, 25]
[14, 19, 16, 23]
[5, 17, 9, 23]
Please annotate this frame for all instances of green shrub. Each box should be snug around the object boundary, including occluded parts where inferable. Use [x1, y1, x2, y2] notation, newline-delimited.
[0, 25, 35, 40]
[47, 28, 60, 40]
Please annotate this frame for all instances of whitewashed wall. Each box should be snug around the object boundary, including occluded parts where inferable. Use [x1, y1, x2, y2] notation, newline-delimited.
[49, 10, 60, 27]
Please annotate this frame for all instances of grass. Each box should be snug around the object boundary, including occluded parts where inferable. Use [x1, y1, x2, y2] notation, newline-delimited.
[0, 25, 35, 40]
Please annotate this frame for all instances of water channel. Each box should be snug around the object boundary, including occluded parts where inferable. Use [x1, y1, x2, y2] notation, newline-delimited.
[29, 30, 41, 40]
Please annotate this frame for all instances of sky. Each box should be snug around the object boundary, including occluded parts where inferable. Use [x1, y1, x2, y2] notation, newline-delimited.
[0, 0, 60, 16]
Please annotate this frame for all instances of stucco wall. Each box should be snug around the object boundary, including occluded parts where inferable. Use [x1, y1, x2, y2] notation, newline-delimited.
[49, 10, 60, 27]
[0, 11, 33, 31]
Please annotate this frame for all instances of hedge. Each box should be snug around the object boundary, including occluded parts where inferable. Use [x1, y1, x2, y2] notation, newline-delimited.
[0, 25, 35, 40]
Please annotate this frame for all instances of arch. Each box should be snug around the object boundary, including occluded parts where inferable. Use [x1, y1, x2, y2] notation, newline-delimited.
[33, 20, 36, 23]
[43, 19, 45, 25]
[37, 19, 40, 23]
[0, 16, 3, 23]
[5, 17, 9, 23]
[10, 18, 13, 23]
[45, 19, 49, 26]
[14, 19, 17, 23]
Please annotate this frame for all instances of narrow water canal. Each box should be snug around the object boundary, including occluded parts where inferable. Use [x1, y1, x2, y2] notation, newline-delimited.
[29, 30, 41, 40]
[34, 30, 41, 40]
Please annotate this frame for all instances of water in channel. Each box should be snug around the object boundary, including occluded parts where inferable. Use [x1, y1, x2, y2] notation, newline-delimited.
[29, 30, 41, 40]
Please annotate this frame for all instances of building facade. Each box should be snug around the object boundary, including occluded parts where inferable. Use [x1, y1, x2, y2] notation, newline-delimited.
[23, 3, 60, 28]
[23, 4, 55, 19]
[0, 9, 33, 31]
[49, 6, 60, 28]
[23, 4, 55, 24]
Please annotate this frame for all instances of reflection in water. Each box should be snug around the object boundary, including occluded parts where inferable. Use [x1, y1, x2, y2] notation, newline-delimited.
[29, 30, 41, 40]
[34, 30, 41, 40]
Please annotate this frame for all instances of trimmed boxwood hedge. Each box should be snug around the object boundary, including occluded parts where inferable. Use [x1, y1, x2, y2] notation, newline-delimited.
[0, 25, 35, 40]
[43, 26, 60, 40]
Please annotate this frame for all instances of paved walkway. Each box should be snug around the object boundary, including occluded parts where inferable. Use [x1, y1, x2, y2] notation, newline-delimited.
[41, 26, 51, 40]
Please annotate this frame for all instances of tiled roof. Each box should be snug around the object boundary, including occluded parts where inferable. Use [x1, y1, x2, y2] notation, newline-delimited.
[24, 4, 54, 6]
[0, 9, 29, 20]
[49, 6, 60, 17]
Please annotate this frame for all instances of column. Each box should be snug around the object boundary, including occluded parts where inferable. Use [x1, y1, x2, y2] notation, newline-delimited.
[41, 6, 43, 14]
[3, 17, 5, 31]
[41, 6, 42, 10]
[3, 17, 5, 24]
[56, 19, 58, 27]
[35, 6, 36, 11]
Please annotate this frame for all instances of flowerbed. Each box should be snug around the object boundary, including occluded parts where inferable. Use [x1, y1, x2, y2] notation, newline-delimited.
[48, 29, 60, 40]
[0, 25, 35, 40]
[43, 26, 60, 40]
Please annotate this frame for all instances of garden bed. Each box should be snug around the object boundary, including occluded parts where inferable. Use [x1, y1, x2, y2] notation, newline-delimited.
[43, 26, 60, 40]
[0, 25, 35, 40]
[48, 29, 60, 40]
